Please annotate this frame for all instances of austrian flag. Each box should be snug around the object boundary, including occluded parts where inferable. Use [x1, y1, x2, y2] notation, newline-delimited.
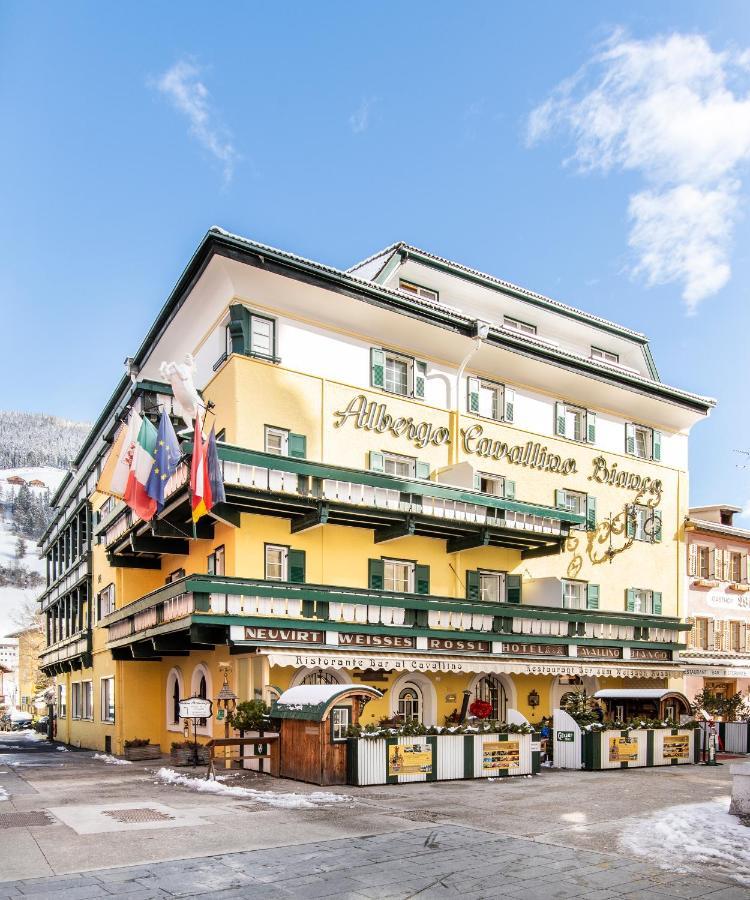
[190, 414, 212, 522]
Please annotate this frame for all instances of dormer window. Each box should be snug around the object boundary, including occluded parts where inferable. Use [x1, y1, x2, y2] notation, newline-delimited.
[399, 280, 439, 302]
[503, 316, 536, 337]
[591, 346, 619, 364]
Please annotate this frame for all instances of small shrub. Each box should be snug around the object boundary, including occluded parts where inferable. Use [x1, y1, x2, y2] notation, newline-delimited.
[124, 737, 151, 748]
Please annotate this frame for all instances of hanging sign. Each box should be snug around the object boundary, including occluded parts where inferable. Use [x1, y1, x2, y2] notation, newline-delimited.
[179, 696, 213, 720]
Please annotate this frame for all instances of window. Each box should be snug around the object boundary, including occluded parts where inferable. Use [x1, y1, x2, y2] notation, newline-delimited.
[101, 677, 115, 723]
[629, 504, 661, 543]
[696, 618, 709, 650]
[385, 353, 409, 396]
[626, 423, 661, 461]
[383, 452, 415, 478]
[555, 401, 595, 443]
[474, 675, 508, 721]
[562, 580, 585, 610]
[556, 490, 585, 516]
[503, 316, 536, 336]
[399, 279, 438, 302]
[330, 706, 351, 742]
[58, 684, 67, 718]
[477, 380, 503, 420]
[479, 571, 506, 603]
[97, 584, 115, 621]
[207, 545, 225, 576]
[81, 681, 93, 720]
[478, 473, 506, 497]
[300, 670, 341, 686]
[730, 552, 743, 583]
[397, 685, 421, 722]
[166, 569, 185, 584]
[265, 426, 288, 456]
[249, 314, 275, 358]
[698, 546, 710, 579]
[197, 672, 208, 727]
[591, 347, 619, 364]
[626, 588, 662, 615]
[71, 683, 82, 719]
[731, 621, 742, 652]
[169, 671, 182, 726]
[383, 559, 414, 593]
[564, 405, 585, 442]
[265, 545, 288, 581]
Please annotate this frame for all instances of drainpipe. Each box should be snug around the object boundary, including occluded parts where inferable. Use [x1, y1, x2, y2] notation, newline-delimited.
[450, 320, 491, 465]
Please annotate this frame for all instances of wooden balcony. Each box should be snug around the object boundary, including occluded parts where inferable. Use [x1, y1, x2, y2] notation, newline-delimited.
[39, 630, 92, 675]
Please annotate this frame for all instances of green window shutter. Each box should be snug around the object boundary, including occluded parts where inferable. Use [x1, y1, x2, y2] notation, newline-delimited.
[369, 450, 385, 473]
[414, 360, 427, 399]
[555, 489, 566, 509]
[228, 304, 249, 354]
[466, 570, 480, 601]
[586, 410, 596, 443]
[652, 509, 662, 543]
[625, 423, 635, 455]
[586, 584, 600, 610]
[370, 348, 386, 388]
[415, 564, 430, 595]
[288, 549, 306, 584]
[473, 472, 482, 491]
[586, 495, 597, 531]
[625, 588, 636, 612]
[555, 402, 566, 436]
[288, 433, 306, 459]
[504, 480, 516, 500]
[467, 377, 480, 414]
[504, 388, 514, 423]
[415, 460, 431, 480]
[626, 505, 635, 539]
[653, 430, 662, 461]
[368, 558, 384, 590]
[652, 591, 662, 615]
[506, 574, 522, 604]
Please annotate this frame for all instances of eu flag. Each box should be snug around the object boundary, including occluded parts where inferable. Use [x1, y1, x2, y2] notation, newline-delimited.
[146, 410, 182, 512]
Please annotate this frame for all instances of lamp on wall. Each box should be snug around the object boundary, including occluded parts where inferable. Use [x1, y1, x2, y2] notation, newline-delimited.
[527, 689, 540, 709]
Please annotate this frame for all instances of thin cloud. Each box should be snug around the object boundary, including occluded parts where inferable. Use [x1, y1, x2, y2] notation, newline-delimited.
[527, 30, 750, 313]
[153, 59, 238, 182]
[349, 97, 376, 134]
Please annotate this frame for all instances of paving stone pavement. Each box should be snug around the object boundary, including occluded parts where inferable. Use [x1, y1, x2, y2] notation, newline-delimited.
[0, 825, 746, 900]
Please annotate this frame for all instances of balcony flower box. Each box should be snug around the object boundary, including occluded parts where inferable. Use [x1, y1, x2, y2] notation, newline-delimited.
[729, 582, 750, 593]
[170, 742, 210, 767]
[693, 578, 719, 588]
[123, 740, 162, 761]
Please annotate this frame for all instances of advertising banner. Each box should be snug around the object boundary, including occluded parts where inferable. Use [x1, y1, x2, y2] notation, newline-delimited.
[663, 734, 690, 760]
[388, 742, 432, 775]
[608, 735, 639, 763]
[482, 741, 520, 770]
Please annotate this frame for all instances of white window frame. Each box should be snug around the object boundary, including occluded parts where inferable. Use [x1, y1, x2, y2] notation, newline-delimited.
[563, 404, 586, 443]
[383, 351, 412, 397]
[477, 379, 504, 421]
[330, 706, 351, 742]
[81, 680, 93, 721]
[591, 346, 619, 364]
[557, 490, 586, 517]
[265, 544, 288, 581]
[97, 583, 115, 622]
[208, 545, 225, 577]
[397, 683, 422, 723]
[249, 313, 275, 359]
[503, 316, 536, 336]
[264, 426, 289, 456]
[479, 571, 505, 603]
[383, 558, 415, 593]
[100, 677, 115, 723]
[631, 588, 654, 614]
[632, 505, 652, 542]
[71, 682, 82, 720]
[382, 452, 415, 478]
[58, 684, 67, 718]
[633, 424, 653, 460]
[562, 580, 586, 610]
[399, 279, 439, 302]
[478, 473, 505, 497]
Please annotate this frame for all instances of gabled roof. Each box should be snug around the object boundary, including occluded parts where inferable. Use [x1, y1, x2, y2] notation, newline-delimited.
[271, 684, 383, 721]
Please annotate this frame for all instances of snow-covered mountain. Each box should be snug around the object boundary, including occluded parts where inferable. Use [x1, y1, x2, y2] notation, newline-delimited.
[0, 410, 89, 639]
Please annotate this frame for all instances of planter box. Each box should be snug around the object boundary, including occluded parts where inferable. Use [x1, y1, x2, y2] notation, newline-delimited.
[123, 744, 162, 761]
[347, 731, 540, 786]
[170, 746, 210, 767]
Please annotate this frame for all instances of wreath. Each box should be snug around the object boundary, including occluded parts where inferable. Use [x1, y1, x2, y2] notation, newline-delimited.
[469, 699, 493, 720]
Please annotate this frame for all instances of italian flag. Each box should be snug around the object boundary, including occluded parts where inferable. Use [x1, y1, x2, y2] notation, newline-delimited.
[190, 413, 212, 523]
[123, 415, 158, 520]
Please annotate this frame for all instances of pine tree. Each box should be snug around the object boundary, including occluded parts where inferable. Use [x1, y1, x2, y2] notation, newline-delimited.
[15, 535, 26, 559]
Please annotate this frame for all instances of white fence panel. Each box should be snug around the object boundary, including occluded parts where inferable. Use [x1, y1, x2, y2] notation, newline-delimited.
[356, 739, 386, 786]
[553, 709, 583, 770]
[436, 735, 464, 780]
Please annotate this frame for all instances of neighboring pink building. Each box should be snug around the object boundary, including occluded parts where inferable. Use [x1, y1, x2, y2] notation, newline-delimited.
[683, 505, 750, 705]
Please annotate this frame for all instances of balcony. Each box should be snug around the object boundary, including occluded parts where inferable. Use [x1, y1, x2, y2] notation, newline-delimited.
[102, 574, 688, 666]
[39, 630, 92, 675]
[39, 555, 91, 612]
[98, 445, 584, 568]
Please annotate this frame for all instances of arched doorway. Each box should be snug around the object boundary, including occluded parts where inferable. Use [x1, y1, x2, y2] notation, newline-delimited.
[473, 674, 508, 721]
[397, 683, 422, 722]
[389, 673, 437, 725]
[550, 675, 599, 712]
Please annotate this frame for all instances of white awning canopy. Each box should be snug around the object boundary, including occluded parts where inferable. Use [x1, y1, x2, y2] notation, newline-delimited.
[594, 689, 674, 700]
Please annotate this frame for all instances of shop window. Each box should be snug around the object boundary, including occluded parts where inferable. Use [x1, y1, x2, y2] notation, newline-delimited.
[473, 675, 508, 721]
[330, 706, 351, 742]
[397, 685, 421, 723]
[399, 279, 438, 302]
[207, 545, 225, 576]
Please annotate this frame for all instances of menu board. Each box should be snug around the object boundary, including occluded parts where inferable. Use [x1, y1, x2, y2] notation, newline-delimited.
[608, 735, 639, 763]
[663, 734, 690, 760]
[482, 741, 520, 770]
[388, 742, 432, 775]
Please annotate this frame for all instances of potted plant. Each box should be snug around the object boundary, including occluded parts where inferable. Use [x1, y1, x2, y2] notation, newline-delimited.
[123, 737, 162, 761]
[170, 740, 210, 766]
[227, 700, 271, 736]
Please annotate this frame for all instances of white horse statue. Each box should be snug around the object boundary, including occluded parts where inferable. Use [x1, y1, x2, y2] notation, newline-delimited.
[159, 354, 204, 430]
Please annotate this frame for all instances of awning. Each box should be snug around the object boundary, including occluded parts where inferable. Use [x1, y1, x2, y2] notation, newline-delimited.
[261, 649, 680, 680]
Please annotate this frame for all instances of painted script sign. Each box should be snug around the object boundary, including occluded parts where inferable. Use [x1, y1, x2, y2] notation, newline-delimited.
[333, 395, 450, 449]
[589, 456, 662, 501]
[337, 633, 415, 649]
[461, 426, 577, 475]
[244, 626, 324, 644]
[501, 642, 567, 657]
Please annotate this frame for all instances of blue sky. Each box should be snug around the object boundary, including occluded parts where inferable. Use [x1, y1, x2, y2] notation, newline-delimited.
[1, 2, 750, 514]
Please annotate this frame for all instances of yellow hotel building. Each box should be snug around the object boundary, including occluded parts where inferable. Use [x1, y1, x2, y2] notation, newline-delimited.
[39, 229, 713, 753]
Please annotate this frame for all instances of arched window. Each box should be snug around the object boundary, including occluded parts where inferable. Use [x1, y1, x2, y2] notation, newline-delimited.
[172, 677, 181, 725]
[166, 668, 184, 730]
[397, 685, 421, 723]
[300, 670, 340, 686]
[190, 664, 212, 734]
[198, 674, 207, 727]
[474, 675, 508, 721]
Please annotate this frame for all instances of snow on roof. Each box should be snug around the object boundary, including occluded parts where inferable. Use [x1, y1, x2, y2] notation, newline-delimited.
[272, 683, 384, 721]
[276, 684, 354, 707]
[594, 689, 681, 700]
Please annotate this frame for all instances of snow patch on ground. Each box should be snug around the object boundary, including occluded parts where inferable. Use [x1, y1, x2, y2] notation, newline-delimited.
[154, 767, 351, 809]
[56, 746, 69, 752]
[0, 787, 8, 801]
[93, 753, 132, 766]
[620, 795, 750, 886]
